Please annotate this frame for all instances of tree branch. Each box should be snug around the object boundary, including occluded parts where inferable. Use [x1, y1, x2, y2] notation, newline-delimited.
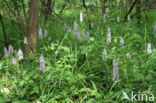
[3, 0, 25, 36]
[59, 3, 66, 15]
[13, 0, 26, 34]
[124, 0, 137, 21]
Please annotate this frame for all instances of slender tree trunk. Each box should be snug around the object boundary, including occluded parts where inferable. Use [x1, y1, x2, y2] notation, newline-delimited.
[82, 0, 91, 29]
[0, 12, 8, 46]
[41, 0, 54, 24]
[27, 0, 39, 52]
[3, 0, 24, 36]
[13, 0, 26, 35]
[136, 0, 141, 20]
[44, 0, 53, 24]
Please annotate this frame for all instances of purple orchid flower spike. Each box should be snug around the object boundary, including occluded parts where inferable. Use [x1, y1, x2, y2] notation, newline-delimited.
[24, 37, 28, 45]
[102, 49, 108, 60]
[74, 21, 78, 37]
[106, 32, 111, 44]
[8, 44, 14, 54]
[154, 24, 156, 33]
[44, 29, 48, 37]
[18, 49, 23, 60]
[64, 23, 67, 31]
[126, 53, 131, 59]
[80, 11, 83, 23]
[147, 43, 152, 54]
[113, 59, 119, 83]
[39, 27, 42, 40]
[120, 37, 124, 47]
[87, 32, 90, 38]
[103, 14, 106, 24]
[105, 7, 109, 16]
[40, 55, 45, 72]
[4, 47, 8, 58]
[128, 14, 130, 21]
[12, 57, 16, 65]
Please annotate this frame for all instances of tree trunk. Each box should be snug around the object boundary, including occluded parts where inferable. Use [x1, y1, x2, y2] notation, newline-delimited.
[40, 0, 55, 24]
[0, 12, 8, 46]
[136, 0, 141, 20]
[27, 0, 39, 52]
[82, 0, 91, 29]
